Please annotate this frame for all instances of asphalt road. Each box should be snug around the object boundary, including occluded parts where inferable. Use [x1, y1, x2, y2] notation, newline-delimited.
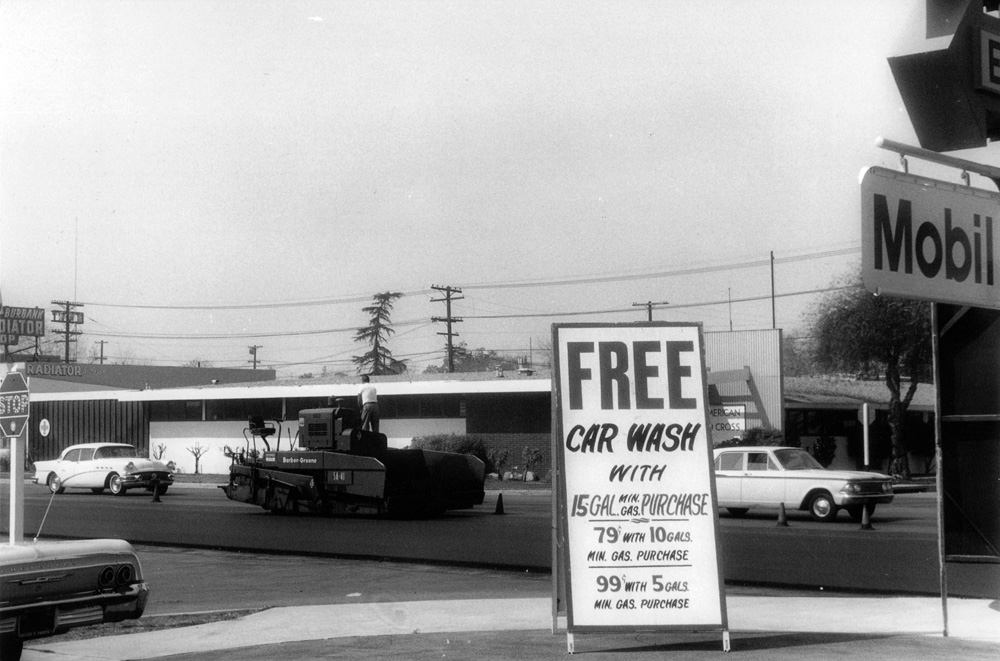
[2, 482, 997, 599]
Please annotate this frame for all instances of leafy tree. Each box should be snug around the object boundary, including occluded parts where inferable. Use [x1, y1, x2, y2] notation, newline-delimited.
[782, 334, 816, 376]
[352, 292, 405, 375]
[424, 342, 517, 373]
[810, 275, 931, 479]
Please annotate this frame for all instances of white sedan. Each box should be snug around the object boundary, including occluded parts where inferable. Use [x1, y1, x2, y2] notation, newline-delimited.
[33, 443, 173, 496]
[713, 446, 894, 522]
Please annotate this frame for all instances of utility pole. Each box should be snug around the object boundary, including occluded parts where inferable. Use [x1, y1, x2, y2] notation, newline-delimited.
[248, 345, 263, 369]
[431, 285, 463, 373]
[631, 300, 669, 322]
[770, 251, 776, 330]
[96, 340, 107, 365]
[50, 300, 84, 363]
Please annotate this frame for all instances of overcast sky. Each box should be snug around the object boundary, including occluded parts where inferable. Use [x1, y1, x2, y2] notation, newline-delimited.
[0, 1, 987, 376]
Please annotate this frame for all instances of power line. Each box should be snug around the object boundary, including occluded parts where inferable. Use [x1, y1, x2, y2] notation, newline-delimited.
[79, 289, 432, 311]
[72, 247, 858, 311]
[462, 285, 853, 320]
[457, 247, 860, 291]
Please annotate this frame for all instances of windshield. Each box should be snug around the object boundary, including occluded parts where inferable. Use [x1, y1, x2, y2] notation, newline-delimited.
[95, 446, 139, 459]
[773, 448, 824, 470]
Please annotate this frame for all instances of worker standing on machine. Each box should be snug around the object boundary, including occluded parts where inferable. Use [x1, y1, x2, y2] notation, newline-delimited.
[358, 374, 379, 433]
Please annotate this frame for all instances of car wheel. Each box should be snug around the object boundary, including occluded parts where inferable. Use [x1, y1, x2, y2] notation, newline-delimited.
[808, 491, 838, 522]
[847, 504, 876, 522]
[726, 507, 749, 517]
[91, 487, 105, 494]
[47, 474, 65, 494]
[0, 632, 23, 661]
[108, 473, 126, 496]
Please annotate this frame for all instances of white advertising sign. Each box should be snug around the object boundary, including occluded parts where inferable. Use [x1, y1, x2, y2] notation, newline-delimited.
[709, 404, 746, 438]
[860, 167, 999, 309]
[553, 323, 727, 634]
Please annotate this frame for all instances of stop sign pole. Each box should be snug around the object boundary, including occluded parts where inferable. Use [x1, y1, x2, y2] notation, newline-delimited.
[2, 370, 30, 545]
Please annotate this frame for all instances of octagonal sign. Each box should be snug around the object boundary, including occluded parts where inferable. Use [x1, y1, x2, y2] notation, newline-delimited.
[0, 371, 30, 438]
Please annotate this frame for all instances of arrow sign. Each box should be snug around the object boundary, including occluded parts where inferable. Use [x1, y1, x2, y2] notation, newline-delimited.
[0, 371, 30, 438]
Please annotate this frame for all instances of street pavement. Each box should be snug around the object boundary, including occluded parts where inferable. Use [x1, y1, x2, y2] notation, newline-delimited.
[14, 482, 1000, 660]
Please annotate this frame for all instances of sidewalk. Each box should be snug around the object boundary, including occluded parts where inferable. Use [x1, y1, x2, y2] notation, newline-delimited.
[23, 593, 1000, 660]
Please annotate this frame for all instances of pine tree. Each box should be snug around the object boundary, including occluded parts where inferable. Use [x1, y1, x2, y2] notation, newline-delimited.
[352, 292, 405, 375]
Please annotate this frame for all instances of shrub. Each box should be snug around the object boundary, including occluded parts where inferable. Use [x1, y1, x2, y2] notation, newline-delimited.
[410, 434, 491, 470]
[715, 427, 793, 448]
[812, 435, 837, 467]
[521, 447, 543, 481]
[488, 447, 509, 479]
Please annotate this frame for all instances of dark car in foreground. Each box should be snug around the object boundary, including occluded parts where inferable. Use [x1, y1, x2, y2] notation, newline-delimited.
[0, 538, 149, 660]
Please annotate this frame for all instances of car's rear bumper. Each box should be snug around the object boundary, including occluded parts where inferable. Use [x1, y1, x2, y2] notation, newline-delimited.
[0, 581, 149, 640]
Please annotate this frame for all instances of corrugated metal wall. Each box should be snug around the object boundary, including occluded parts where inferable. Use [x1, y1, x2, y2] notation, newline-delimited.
[28, 400, 149, 462]
[704, 329, 784, 432]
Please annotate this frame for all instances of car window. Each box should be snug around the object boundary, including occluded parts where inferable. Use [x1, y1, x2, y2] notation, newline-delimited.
[773, 448, 824, 470]
[78, 448, 95, 461]
[747, 452, 772, 471]
[63, 448, 81, 462]
[95, 446, 138, 459]
[716, 453, 743, 471]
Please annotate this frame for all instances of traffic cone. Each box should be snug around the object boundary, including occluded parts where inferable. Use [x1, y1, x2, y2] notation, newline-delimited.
[151, 479, 162, 503]
[494, 493, 505, 515]
[860, 505, 874, 530]
[776, 502, 789, 527]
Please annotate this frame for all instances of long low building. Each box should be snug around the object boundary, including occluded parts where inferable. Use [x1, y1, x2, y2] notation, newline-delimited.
[3, 329, 936, 476]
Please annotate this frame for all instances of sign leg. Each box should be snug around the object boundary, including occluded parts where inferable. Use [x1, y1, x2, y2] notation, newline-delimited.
[567, 632, 574, 654]
[723, 629, 731, 652]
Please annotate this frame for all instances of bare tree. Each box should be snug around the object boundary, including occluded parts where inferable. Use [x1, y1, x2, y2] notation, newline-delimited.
[186, 443, 209, 475]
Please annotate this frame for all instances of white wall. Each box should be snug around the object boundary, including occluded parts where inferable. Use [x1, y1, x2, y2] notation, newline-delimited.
[150, 417, 468, 474]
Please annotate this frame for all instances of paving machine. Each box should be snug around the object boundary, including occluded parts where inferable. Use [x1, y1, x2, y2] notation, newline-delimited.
[220, 405, 486, 517]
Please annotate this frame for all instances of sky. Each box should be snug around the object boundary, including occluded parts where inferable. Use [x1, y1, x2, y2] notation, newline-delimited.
[0, 0, 990, 377]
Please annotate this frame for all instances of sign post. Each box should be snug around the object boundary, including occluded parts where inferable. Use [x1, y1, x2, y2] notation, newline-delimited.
[864, 140, 1000, 638]
[858, 403, 875, 471]
[1, 369, 30, 544]
[552, 322, 728, 653]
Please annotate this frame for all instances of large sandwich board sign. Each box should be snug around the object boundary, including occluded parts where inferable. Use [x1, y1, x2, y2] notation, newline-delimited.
[552, 322, 728, 653]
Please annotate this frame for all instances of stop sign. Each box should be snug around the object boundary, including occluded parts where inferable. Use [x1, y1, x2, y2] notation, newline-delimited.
[0, 371, 30, 438]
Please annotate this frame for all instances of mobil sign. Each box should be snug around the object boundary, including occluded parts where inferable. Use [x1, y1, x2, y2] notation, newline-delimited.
[861, 167, 998, 309]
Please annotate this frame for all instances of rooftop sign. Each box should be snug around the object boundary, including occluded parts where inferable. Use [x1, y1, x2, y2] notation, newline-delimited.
[861, 167, 999, 310]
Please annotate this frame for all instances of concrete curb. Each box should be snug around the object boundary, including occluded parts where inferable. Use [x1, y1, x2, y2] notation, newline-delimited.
[25, 595, 1000, 660]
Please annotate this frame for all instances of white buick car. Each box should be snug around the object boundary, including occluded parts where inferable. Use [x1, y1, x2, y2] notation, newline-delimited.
[713, 446, 894, 522]
[33, 443, 173, 496]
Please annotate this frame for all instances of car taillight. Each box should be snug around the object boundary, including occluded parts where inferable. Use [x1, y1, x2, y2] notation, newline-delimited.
[116, 564, 134, 586]
[99, 566, 116, 588]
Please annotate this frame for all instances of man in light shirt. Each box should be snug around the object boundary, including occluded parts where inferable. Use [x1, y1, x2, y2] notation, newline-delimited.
[357, 375, 379, 433]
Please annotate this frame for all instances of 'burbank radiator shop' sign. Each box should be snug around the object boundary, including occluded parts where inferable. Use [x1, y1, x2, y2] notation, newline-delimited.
[552, 323, 727, 649]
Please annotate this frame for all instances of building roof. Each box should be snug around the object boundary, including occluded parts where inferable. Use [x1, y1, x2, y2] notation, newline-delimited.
[784, 376, 935, 411]
[13, 360, 937, 413]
